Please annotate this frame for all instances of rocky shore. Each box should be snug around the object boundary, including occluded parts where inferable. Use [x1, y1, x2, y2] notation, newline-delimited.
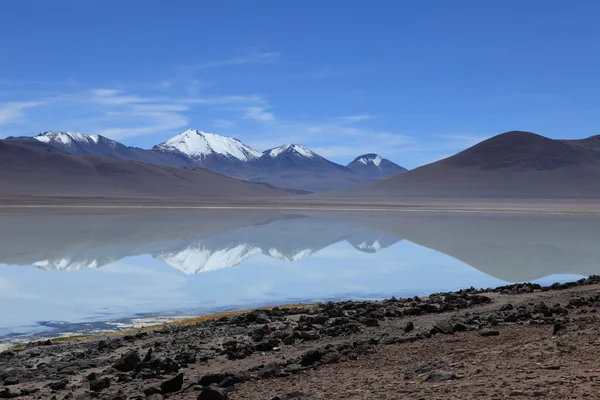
[2, 277, 600, 400]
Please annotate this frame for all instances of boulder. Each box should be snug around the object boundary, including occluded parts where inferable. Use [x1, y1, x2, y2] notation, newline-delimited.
[89, 377, 110, 392]
[161, 373, 184, 394]
[197, 385, 228, 400]
[112, 350, 141, 372]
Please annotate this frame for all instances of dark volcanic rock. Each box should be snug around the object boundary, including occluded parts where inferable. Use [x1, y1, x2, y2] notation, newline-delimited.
[257, 363, 282, 379]
[480, 329, 500, 337]
[161, 373, 184, 394]
[198, 385, 228, 400]
[113, 350, 141, 372]
[423, 370, 456, 383]
[49, 379, 69, 391]
[403, 321, 414, 333]
[198, 373, 235, 387]
[300, 349, 327, 367]
[431, 321, 455, 335]
[3, 377, 19, 386]
[89, 377, 111, 392]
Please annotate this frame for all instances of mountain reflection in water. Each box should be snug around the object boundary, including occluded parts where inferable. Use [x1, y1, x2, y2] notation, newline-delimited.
[0, 210, 599, 338]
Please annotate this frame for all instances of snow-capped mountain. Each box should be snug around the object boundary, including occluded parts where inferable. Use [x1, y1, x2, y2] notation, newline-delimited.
[347, 153, 407, 182]
[155, 129, 261, 163]
[5, 129, 406, 192]
[7, 131, 193, 167]
[263, 143, 318, 159]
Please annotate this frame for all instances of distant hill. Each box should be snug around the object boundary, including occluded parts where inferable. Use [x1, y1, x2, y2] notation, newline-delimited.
[0, 141, 299, 198]
[336, 131, 600, 198]
[347, 153, 407, 182]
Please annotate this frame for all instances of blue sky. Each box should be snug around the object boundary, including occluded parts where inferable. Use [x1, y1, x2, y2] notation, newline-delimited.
[1, 0, 599, 168]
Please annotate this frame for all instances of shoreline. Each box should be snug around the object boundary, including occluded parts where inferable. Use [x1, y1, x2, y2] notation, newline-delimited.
[2, 276, 600, 399]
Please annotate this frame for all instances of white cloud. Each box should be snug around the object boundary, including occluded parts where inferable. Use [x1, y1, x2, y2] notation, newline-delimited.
[98, 111, 189, 139]
[243, 106, 276, 123]
[0, 101, 43, 125]
[335, 115, 374, 124]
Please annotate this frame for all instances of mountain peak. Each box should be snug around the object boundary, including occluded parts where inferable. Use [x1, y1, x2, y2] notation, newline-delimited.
[34, 131, 101, 145]
[264, 143, 317, 159]
[156, 129, 261, 162]
[353, 153, 384, 167]
[347, 153, 407, 180]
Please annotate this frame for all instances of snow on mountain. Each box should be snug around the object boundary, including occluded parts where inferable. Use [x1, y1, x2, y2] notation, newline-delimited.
[34, 131, 103, 149]
[347, 153, 408, 181]
[156, 244, 262, 275]
[155, 129, 261, 162]
[263, 144, 317, 159]
[355, 154, 383, 167]
[33, 258, 101, 271]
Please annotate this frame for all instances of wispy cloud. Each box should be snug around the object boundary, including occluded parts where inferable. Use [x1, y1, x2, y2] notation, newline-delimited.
[178, 52, 280, 72]
[243, 106, 276, 123]
[0, 101, 43, 125]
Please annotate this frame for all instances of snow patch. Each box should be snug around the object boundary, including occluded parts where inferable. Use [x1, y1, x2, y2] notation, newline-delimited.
[265, 144, 317, 159]
[34, 131, 100, 146]
[356, 154, 383, 168]
[157, 244, 262, 275]
[33, 258, 100, 270]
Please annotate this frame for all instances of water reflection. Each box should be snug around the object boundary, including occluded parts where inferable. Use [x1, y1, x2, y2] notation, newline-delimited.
[0, 210, 599, 339]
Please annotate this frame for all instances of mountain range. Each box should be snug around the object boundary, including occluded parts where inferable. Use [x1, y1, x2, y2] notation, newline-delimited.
[4, 129, 600, 198]
[0, 140, 300, 198]
[338, 131, 600, 198]
[6, 130, 407, 192]
[2, 210, 600, 282]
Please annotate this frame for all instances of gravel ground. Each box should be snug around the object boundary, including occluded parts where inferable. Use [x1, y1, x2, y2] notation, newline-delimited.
[2, 278, 600, 400]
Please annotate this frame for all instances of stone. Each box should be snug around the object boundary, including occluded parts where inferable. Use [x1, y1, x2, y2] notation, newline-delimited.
[453, 323, 467, 332]
[300, 349, 327, 367]
[3, 378, 19, 386]
[403, 321, 414, 333]
[49, 379, 68, 391]
[553, 322, 564, 335]
[431, 321, 455, 335]
[423, 370, 456, 383]
[113, 350, 141, 372]
[159, 357, 180, 373]
[403, 307, 422, 316]
[161, 373, 184, 394]
[89, 377, 110, 392]
[257, 363, 282, 379]
[146, 395, 164, 400]
[197, 385, 228, 400]
[198, 373, 235, 387]
[480, 329, 500, 337]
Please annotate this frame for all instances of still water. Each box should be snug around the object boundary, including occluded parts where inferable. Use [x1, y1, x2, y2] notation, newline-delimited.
[1, 210, 599, 340]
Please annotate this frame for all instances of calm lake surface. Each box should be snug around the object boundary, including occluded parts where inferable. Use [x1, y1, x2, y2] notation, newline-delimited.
[1, 209, 599, 341]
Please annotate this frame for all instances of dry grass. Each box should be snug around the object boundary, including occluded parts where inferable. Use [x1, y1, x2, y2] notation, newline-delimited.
[9, 302, 315, 350]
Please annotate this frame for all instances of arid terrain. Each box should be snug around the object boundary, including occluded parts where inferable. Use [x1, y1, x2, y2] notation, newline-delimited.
[2, 277, 600, 399]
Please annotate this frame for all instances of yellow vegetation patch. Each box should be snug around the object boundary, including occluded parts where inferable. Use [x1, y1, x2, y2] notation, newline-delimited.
[9, 302, 316, 350]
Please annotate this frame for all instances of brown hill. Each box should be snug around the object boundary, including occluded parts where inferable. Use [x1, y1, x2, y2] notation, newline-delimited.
[0, 141, 299, 198]
[336, 131, 600, 198]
